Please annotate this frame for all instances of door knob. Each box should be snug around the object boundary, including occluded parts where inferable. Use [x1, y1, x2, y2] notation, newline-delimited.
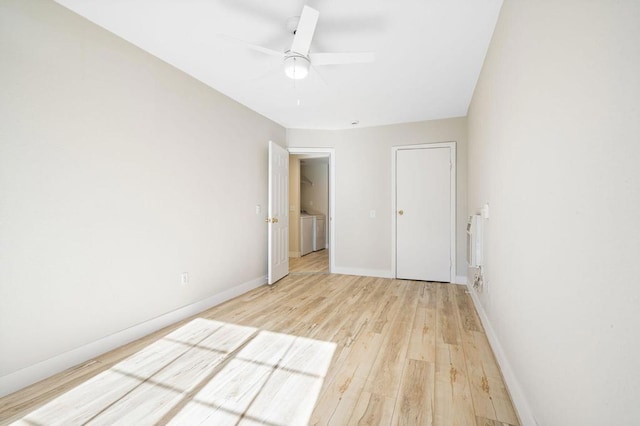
[273, 218, 279, 223]
[398, 210, 404, 215]
[265, 218, 272, 223]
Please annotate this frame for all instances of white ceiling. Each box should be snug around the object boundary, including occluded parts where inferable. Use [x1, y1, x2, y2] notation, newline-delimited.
[55, 0, 502, 130]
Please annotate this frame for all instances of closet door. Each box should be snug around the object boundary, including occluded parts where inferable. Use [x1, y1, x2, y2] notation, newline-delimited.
[396, 147, 452, 282]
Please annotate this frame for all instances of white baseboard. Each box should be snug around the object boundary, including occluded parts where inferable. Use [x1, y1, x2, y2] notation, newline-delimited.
[332, 267, 393, 279]
[466, 284, 537, 426]
[0, 275, 266, 398]
[455, 275, 468, 285]
[330, 270, 467, 283]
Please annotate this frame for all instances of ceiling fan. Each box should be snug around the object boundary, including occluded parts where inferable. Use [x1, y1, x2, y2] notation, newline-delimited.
[222, 5, 375, 80]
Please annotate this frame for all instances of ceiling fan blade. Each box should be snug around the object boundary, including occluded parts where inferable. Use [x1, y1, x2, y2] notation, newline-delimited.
[217, 34, 284, 57]
[309, 63, 328, 86]
[290, 5, 319, 56]
[309, 52, 375, 66]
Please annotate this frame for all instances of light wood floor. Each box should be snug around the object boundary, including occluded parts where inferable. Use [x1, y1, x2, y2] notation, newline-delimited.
[289, 249, 329, 274]
[0, 274, 519, 425]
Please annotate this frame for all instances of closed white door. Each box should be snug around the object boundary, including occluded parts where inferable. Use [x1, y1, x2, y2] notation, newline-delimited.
[396, 147, 452, 282]
[268, 141, 289, 284]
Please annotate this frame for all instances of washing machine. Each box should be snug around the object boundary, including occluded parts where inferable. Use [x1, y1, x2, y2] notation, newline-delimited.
[313, 214, 326, 251]
[300, 213, 314, 256]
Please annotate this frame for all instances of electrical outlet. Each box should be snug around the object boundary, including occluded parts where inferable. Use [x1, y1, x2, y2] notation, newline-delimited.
[472, 269, 484, 292]
[255, 205, 261, 214]
[181, 272, 189, 286]
[369, 210, 376, 218]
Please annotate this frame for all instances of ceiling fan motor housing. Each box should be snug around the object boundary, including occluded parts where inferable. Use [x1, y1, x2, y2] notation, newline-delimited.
[284, 54, 310, 79]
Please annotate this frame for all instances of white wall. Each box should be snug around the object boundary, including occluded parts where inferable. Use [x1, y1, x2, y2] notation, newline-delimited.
[467, 1, 640, 425]
[0, 0, 284, 396]
[287, 118, 467, 279]
[301, 161, 329, 248]
[300, 162, 328, 217]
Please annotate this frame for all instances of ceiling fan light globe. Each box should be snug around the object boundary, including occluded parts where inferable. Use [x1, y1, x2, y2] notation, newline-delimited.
[284, 56, 310, 80]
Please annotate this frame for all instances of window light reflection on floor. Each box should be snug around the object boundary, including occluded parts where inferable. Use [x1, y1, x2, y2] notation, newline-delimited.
[19, 318, 337, 426]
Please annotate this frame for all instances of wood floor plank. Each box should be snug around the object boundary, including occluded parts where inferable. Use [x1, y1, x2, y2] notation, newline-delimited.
[221, 274, 329, 327]
[434, 344, 475, 426]
[418, 282, 439, 309]
[476, 415, 517, 426]
[406, 281, 437, 363]
[347, 392, 395, 426]
[456, 314, 519, 423]
[167, 357, 273, 425]
[308, 278, 395, 425]
[406, 306, 437, 363]
[453, 286, 483, 333]
[390, 359, 435, 425]
[0, 275, 519, 426]
[240, 336, 335, 426]
[300, 277, 367, 341]
[363, 281, 419, 398]
[469, 332, 519, 426]
[437, 284, 460, 345]
[289, 249, 329, 273]
[327, 277, 391, 365]
[18, 320, 257, 425]
[309, 331, 384, 425]
[450, 286, 519, 426]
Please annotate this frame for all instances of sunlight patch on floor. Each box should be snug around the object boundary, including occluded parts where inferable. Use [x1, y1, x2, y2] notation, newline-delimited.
[16, 318, 336, 425]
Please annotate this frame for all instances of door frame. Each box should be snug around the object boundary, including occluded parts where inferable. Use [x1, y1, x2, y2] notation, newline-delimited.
[391, 142, 456, 281]
[287, 147, 336, 274]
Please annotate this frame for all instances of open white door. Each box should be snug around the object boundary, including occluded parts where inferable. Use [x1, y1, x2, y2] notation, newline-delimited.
[268, 141, 289, 284]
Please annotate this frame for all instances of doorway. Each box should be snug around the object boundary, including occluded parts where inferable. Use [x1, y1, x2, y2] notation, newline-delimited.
[392, 142, 456, 282]
[287, 147, 335, 274]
